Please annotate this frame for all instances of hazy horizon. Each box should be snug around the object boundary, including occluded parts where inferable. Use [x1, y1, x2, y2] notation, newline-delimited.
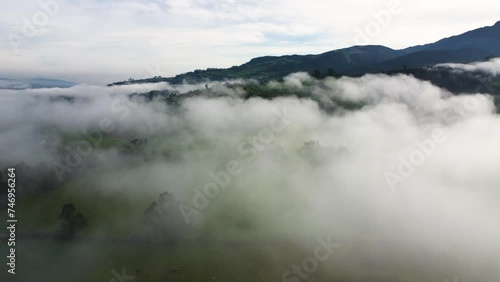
[1, 0, 499, 84]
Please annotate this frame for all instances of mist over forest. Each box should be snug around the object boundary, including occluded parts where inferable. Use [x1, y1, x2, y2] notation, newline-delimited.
[1, 58, 500, 281]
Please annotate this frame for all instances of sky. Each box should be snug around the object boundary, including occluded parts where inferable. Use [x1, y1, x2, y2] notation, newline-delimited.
[0, 0, 499, 84]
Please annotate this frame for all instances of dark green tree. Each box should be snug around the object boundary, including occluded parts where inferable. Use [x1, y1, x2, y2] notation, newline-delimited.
[312, 69, 322, 79]
[57, 203, 88, 241]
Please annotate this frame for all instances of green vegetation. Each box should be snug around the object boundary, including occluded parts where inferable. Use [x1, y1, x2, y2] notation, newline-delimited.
[110, 22, 500, 87]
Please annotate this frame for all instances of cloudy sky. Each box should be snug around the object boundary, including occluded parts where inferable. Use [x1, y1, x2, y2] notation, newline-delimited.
[1, 0, 499, 84]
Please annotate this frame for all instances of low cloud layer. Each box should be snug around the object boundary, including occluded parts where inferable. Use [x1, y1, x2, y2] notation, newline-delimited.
[1, 69, 499, 280]
[436, 57, 500, 75]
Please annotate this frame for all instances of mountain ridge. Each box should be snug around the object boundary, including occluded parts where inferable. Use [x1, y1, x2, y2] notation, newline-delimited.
[110, 21, 500, 86]
[0, 78, 76, 90]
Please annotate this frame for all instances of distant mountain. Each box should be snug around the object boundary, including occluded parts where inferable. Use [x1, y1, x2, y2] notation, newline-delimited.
[235, 45, 401, 77]
[110, 21, 500, 85]
[375, 48, 493, 70]
[0, 78, 76, 90]
[402, 21, 500, 54]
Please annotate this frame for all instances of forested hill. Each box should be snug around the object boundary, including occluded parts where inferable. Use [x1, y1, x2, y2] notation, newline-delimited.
[110, 21, 500, 86]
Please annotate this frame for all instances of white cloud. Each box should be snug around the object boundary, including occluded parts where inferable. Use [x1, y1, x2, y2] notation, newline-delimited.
[0, 0, 499, 84]
[1, 72, 500, 280]
[436, 58, 500, 76]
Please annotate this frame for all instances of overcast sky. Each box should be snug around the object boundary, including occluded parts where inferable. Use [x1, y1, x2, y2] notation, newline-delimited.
[0, 0, 499, 84]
